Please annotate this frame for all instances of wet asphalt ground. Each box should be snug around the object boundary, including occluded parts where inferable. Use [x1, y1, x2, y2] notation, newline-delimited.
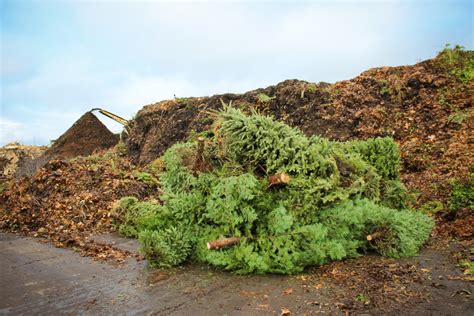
[1, 232, 472, 315]
[0, 233, 332, 315]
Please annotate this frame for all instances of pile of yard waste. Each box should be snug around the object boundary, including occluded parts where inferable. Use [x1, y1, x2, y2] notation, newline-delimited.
[42, 111, 119, 161]
[0, 112, 120, 182]
[0, 112, 142, 261]
[126, 46, 473, 216]
[0, 145, 158, 261]
[114, 107, 433, 274]
[0, 46, 471, 268]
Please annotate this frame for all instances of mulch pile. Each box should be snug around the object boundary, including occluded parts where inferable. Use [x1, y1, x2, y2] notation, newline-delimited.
[44, 111, 119, 160]
[0, 112, 135, 261]
[0, 149, 157, 262]
[18, 111, 121, 177]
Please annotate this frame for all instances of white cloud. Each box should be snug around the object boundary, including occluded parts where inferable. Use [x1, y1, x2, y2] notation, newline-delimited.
[68, 1, 412, 82]
[0, 117, 24, 145]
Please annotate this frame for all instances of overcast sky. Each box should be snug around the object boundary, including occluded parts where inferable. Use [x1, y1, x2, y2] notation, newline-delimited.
[1, 0, 472, 146]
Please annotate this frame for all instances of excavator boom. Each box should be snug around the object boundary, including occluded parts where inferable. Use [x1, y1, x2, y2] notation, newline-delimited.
[90, 108, 128, 126]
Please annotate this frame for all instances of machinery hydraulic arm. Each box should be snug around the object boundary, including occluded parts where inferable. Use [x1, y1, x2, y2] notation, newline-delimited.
[90, 108, 128, 126]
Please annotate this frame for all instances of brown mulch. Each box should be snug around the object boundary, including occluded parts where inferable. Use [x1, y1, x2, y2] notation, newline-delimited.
[434, 209, 474, 240]
[44, 111, 119, 160]
[20, 111, 121, 177]
[0, 149, 157, 262]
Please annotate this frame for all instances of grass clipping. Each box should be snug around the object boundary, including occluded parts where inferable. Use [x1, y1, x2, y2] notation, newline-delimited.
[114, 106, 433, 274]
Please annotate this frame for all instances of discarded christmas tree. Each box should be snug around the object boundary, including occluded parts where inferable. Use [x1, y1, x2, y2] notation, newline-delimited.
[114, 106, 433, 274]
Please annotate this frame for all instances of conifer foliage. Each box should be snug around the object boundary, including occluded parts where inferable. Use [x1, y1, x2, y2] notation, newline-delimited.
[114, 106, 433, 274]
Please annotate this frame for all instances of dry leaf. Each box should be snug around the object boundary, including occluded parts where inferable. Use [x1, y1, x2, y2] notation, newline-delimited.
[282, 288, 293, 295]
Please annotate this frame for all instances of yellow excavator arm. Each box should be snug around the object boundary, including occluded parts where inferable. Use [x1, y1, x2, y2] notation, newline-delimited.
[90, 108, 129, 126]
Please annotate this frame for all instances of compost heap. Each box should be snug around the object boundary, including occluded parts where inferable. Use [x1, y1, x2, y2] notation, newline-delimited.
[114, 106, 434, 274]
[0, 146, 158, 261]
[29, 111, 120, 175]
[44, 111, 119, 160]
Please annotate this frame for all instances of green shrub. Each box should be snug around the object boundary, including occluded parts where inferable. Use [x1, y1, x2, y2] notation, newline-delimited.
[339, 137, 401, 181]
[420, 200, 444, 215]
[319, 199, 433, 258]
[381, 180, 412, 210]
[113, 197, 169, 237]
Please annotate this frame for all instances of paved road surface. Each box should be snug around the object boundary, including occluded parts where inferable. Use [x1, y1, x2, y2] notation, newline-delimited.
[1, 233, 473, 315]
[0, 233, 329, 315]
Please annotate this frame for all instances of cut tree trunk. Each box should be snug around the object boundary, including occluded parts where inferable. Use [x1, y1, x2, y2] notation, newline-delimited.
[207, 237, 242, 250]
[193, 137, 211, 172]
[268, 173, 291, 186]
[367, 231, 383, 241]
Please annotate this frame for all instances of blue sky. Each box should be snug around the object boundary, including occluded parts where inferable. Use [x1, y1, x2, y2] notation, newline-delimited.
[1, 0, 472, 146]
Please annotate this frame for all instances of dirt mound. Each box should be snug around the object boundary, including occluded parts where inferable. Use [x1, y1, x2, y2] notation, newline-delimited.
[126, 47, 473, 208]
[0, 148, 158, 262]
[20, 112, 120, 177]
[43, 111, 119, 160]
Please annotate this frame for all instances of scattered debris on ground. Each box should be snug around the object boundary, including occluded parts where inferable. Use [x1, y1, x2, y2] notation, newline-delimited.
[314, 256, 426, 310]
